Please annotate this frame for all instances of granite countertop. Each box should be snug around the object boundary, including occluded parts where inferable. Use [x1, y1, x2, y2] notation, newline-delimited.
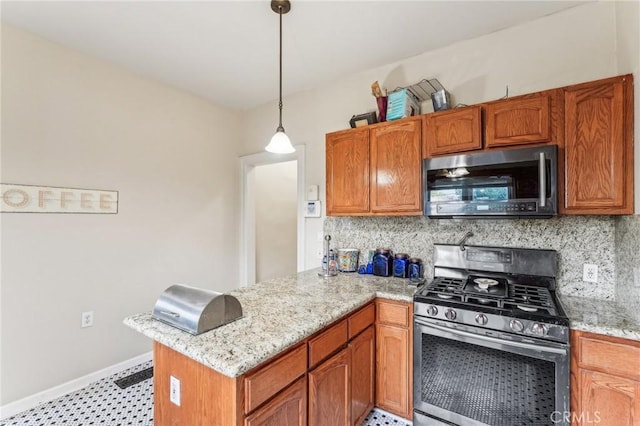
[559, 294, 640, 341]
[124, 269, 416, 378]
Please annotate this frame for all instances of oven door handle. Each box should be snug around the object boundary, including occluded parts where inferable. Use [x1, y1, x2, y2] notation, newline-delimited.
[415, 318, 568, 356]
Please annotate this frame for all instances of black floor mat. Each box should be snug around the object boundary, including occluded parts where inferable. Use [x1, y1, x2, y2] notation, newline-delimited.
[114, 367, 153, 389]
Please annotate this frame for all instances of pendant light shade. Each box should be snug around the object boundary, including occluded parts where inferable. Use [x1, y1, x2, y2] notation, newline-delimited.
[266, 127, 295, 154]
[266, 0, 295, 154]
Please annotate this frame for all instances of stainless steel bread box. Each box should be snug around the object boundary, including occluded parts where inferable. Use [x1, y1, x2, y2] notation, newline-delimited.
[152, 284, 242, 335]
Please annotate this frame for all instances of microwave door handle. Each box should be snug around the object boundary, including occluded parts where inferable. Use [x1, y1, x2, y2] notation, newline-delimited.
[539, 151, 546, 207]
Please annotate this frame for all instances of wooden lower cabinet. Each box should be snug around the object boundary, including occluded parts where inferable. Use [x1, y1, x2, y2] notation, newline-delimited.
[375, 300, 412, 420]
[246, 376, 307, 426]
[153, 300, 410, 426]
[350, 326, 375, 425]
[571, 330, 640, 425]
[309, 347, 351, 426]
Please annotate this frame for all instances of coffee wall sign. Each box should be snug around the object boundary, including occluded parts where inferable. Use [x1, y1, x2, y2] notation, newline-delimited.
[0, 184, 118, 214]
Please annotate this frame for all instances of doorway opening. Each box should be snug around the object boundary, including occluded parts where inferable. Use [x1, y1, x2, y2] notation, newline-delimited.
[239, 146, 305, 286]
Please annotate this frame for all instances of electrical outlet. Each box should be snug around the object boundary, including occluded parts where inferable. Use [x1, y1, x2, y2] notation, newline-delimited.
[316, 231, 323, 242]
[316, 246, 323, 259]
[583, 264, 598, 283]
[170, 375, 181, 406]
[81, 311, 94, 328]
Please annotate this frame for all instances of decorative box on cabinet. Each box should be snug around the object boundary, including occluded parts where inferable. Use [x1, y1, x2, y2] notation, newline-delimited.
[326, 117, 422, 216]
[423, 105, 482, 157]
[571, 330, 640, 426]
[562, 74, 634, 215]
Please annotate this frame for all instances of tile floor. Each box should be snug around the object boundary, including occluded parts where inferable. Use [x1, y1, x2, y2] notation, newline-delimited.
[1, 362, 411, 426]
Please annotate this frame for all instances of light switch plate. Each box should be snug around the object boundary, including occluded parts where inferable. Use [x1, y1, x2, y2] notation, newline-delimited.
[306, 185, 319, 201]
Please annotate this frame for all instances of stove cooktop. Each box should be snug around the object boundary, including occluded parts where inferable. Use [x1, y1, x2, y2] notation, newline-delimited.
[414, 275, 569, 326]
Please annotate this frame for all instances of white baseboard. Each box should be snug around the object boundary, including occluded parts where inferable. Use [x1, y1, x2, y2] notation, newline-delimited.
[0, 351, 152, 420]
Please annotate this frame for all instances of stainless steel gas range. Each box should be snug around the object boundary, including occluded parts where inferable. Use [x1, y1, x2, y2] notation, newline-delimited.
[413, 244, 570, 426]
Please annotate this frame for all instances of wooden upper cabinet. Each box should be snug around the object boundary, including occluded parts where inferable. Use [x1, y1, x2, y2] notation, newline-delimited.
[424, 105, 482, 157]
[326, 128, 370, 215]
[370, 118, 422, 213]
[485, 93, 552, 147]
[563, 74, 634, 214]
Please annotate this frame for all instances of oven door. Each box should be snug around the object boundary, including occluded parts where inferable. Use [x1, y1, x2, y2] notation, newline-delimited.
[413, 316, 569, 426]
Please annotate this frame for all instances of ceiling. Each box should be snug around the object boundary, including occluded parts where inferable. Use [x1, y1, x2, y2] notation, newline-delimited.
[1, 1, 587, 111]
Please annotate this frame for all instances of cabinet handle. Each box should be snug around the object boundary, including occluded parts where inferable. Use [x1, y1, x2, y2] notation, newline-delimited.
[539, 152, 546, 208]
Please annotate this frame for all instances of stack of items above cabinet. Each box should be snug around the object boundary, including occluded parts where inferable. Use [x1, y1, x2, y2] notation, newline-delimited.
[326, 116, 423, 216]
[571, 331, 640, 425]
[422, 74, 634, 215]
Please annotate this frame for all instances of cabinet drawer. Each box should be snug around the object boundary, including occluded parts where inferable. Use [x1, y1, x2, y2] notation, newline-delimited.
[244, 344, 307, 414]
[578, 335, 640, 381]
[376, 300, 410, 327]
[309, 319, 348, 368]
[348, 303, 375, 339]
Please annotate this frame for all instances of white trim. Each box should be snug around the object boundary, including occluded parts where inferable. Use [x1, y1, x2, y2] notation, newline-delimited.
[0, 351, 152, 420]
[239, 145, 306, 287]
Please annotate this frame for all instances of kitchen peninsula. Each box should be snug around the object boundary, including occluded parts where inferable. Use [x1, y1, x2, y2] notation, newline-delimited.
[125, 269, 416, 425]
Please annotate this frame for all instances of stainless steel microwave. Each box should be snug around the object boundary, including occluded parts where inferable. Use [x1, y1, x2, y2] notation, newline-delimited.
[424, 145, 557, 218]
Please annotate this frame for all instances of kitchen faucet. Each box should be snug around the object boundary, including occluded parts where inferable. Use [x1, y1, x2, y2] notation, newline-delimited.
[457, 231, 474, 251]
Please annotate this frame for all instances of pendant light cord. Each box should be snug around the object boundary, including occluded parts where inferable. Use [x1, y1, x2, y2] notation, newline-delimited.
[277, 5, 284, 132]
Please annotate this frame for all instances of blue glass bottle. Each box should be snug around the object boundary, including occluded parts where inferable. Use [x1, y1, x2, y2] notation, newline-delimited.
[373, 248, 393, 277]
[393, 253, 409, 278]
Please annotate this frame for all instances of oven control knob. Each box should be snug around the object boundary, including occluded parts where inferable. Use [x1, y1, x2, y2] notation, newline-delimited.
[475, 314, 488, 325]
[510, 319, 524, 332]
[444, 309, 457, 320]
[426, 306, 438, 317]
[531, 323, 548, 336]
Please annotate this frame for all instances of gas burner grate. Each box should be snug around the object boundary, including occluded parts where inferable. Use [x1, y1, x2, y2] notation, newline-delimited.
[504, 284, 557, 316]
[422, 277, 466, 302]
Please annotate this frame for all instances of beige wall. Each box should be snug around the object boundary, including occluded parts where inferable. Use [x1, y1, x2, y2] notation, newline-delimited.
[255, 161, 297, 282]
[0, 24, 241, 404]
[241, 2, 630, 266]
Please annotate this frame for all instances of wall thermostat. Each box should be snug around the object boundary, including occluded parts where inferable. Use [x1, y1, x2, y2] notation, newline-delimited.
[304, 200, 321, 217]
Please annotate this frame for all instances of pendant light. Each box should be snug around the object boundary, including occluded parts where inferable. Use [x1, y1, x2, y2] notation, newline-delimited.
[265, 0, 295, 154]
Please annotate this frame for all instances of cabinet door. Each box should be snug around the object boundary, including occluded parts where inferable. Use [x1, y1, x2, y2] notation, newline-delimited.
[563, 75, 634, 214]
[376, 323, 411, 419]
[370, 118, 422, 214]
[579, 370, 640, 426]
[245, 376, 307, 426]
[350, 326, 375, 425]
[309, 348, 351, 426]
[485, 94, 551, 147]
[424, 105, 482, 156]
[326, 128, 370, 215]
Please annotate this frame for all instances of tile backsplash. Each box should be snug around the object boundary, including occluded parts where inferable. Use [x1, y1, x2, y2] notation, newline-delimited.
[324, 216, 617, 299]
[615, 215, 640, 321]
